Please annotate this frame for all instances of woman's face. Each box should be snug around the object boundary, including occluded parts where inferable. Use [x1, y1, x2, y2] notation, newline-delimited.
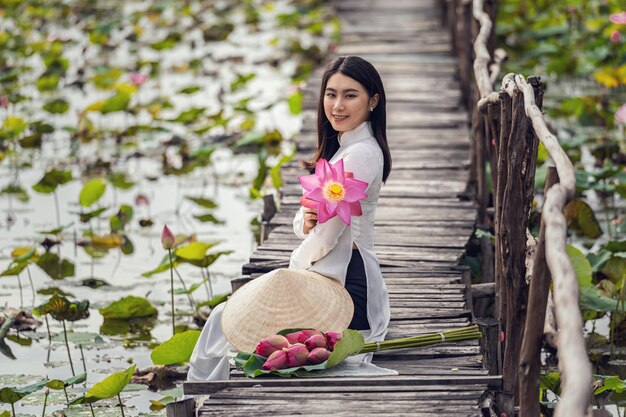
[324, 72, 377, 133]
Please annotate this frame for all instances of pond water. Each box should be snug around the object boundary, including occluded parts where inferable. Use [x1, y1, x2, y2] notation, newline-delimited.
[0, 1, 335, 415]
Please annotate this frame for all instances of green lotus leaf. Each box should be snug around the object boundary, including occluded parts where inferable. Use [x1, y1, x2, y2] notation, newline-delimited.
[37, 287, 75, 298]
[36, 252, 75, 280]
[175, 242, 216, 261]
[32, 168, 72, 194]
[181, 251, 233, 269]
[563, 198, 602, 239]
[45, 373, 87, 390]
[43, 98, 69, 114]
[2, 116, 27, 139]
[38, 223, 73, 235]
[169, 107, 205, 124]
[595, 376, 626, 395]
[193, 213, 225, 224]
[149, 395, 175, 411]
[185, 196, 217, 209]
[107, 172, 135, 190]
[566, 244, 592, 289]
[33, 293, 89, 322]
[0, 379, 48, 404]
[92, 67, 122, 90]
[51, 332, 103, 345]
[80, 207, 107, 223]
[0, 262, 27, 277]
[79, 178, 106, 207]
[178, 86, 201, 95]
[142, 254, 181, 278]
[602, 256, 626, 289]
[196, 293, 229, 309]
[101, 93, 130, 114]
[151, 330, 201, 365]
[0, 184, 29, 202]
[70, 365, 136, 405]
[35, 75, 59, 92]
[288, 90, 303, 115]
[110, 204, 133, 232]
[99, 296, 157, 320]
[230, 73, 256, 91]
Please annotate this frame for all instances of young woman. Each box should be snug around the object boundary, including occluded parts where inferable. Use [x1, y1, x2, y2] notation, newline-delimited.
[188, 56, 391, 381]
[289, 55, 391, 344]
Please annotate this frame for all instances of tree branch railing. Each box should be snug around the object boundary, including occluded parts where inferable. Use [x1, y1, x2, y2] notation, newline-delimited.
[442, 0, 592, 416]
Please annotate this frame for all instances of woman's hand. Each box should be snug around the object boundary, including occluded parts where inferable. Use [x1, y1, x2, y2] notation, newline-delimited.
[303, 207, 318, 234]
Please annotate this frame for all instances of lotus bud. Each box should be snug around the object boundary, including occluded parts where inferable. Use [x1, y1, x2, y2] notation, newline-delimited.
[161, 225, 175, 249]
[285, 344, 309, 367]
[255, 334, 289, 358]
[325, 331, 342, 351]
[610, 30, 621, 43]
[284, 331, 301, 344]
[297, 329, 322, 344]
[130, 72, 148, 87]
[304, 334, 326, 351]
[0, 96, 9, 108]
[135, 194, 150, 206]
[262, 349, 288, 371]
[307, 347, 330, 365]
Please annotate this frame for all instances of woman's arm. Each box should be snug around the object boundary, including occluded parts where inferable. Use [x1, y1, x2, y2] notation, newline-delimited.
[289, 143, 382, 270]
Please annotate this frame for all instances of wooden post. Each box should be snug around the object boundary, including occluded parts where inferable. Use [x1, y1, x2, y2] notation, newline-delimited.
[231, 276, 252, 293]
[476, 317, 500, 375]
[166, 398, 195, 417]
[497, 86, 534, 417]
[518, 167, 559, 417]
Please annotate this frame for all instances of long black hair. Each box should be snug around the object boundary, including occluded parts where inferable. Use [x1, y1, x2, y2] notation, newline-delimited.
[302, 56, 392, 183]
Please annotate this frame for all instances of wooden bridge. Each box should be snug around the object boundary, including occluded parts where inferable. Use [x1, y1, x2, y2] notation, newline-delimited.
[181, 0, 511, 415]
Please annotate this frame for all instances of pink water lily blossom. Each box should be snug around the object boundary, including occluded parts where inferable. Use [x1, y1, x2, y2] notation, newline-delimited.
[298, 158, 368, 225]
[610, 12, 626, 24]
[610, 30, 621, 43]
[616, 104, 626, 124]
[130, 72, 148, 86]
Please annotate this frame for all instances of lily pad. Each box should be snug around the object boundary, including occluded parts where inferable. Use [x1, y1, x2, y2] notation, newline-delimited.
[174, 242, 216, 261]
[32, 168, 72, 194]
[36, 253, 74, 280]
[99, 296, 158, 319]
[79, 178, 106, 207]
[33, 294, 89, 322]
[46, 373, 87, 390]
[563, 198, 602, 239]
[110, 205, 133, 232]
[0, 379, 48, 405]
[51, 332, 103, 345]
[70, 364, 136, 405]
[151, 330, 201, 365]
[185, 196, 217, 209]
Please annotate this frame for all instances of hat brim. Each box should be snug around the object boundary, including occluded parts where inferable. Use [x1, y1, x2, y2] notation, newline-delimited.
[221, 268, 354, 352]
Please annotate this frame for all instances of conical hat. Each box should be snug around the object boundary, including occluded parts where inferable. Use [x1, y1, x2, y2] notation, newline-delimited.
[221, 268, 354, 352]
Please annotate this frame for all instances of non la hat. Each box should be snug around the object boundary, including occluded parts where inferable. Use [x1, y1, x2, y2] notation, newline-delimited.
[221, 268, 354, 352]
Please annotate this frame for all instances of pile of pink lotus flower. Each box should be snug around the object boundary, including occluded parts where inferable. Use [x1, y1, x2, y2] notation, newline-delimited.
[255, 329, 342, 370]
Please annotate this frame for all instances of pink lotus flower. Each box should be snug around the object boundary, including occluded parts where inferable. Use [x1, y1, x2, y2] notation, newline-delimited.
[610, 30, 621, 43]
[285, 344, 309, 367]
[298, 159, 368, 225]
[262, 349, 288, 370]
[307, 347, 330, 365]
[161, 225, 175, 249]
[285, 329, 323, 344]
[616, 104, 626, 124]
[610, 12, 626, 24]
[130, 72, 148, 86]
[0, 96, 8, 108]
[135, 194, 150, 206]
[255, 334, 289, 358]
[325, 331, 342, 351]
[304, 334, 327, 351]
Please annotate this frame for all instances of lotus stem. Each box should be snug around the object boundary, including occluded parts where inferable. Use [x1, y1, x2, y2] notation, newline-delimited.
[118, 393, 126, 417]
[63, 386, 69, 404]
[16, 273, 23, 308]
[80, 344, 87, 373]
[360, 325, 481, 353]
[42, 388, 49, 417]
[168, 249, 175, 335]
[205, 267, 214, 299]
[62, 320, 76, 376]
[89, 403, 95, 417]
[173, 264, 196, 311]
[53, 190, 60, 228]
[26, 266, 35, 306]
[11, 403, 15, 417]
[44, 315, 51, 342]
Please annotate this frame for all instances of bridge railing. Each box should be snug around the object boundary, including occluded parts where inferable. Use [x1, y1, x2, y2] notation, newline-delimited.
[442, 1, 593, 416]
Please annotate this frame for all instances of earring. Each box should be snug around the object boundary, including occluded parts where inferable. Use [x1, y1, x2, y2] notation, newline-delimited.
[369, 107, 374, 112]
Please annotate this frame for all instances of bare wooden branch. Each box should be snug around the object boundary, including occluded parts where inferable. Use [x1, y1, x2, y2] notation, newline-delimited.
[514, 75, 592, 417]
[472, 0, 494, 98]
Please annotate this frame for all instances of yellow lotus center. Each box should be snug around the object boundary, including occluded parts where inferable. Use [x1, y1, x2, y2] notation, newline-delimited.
[324, 182, 345, 202]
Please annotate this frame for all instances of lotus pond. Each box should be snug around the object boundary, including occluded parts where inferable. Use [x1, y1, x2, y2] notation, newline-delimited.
[0, 0, 338, 415]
